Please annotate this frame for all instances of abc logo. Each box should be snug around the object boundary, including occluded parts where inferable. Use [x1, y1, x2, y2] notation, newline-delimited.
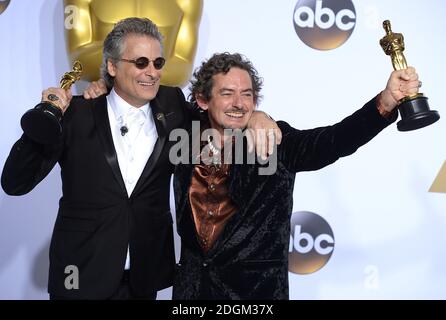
[0, 0, 10, 15]
[289, 211, 334, 274]
[293, 0, 356, 50]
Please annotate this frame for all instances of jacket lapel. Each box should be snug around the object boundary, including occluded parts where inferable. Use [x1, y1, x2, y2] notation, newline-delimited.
[92, 95, 127, 195]
[131, 96, 168, 197]
[174, 163, 205, 253]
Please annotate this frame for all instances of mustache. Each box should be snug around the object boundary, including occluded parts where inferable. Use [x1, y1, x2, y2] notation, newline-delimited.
[138, 75, 160, 82]
[144, 75, 159, 80]
[225, 107, 248, 113]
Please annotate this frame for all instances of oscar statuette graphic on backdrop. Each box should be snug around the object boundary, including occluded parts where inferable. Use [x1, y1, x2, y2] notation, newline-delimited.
[430, 161, 446, 194]
[63, 0, 202, 87]
[379, 20, 439, 131]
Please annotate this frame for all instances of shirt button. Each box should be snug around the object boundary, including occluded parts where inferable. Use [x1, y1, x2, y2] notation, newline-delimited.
[127, 178, 134, 184]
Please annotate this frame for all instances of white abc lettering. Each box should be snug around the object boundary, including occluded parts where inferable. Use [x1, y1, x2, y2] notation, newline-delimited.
[294, 6, 314, 28]
[294, 0, 356, 30]
[315, 0, 335, 29]
[336, 9, 356, 31]
[314, 233, 334, 255]
[64, 265, 79, 290]
[293, 225, 314, 253]
[292, 225, 334, 254]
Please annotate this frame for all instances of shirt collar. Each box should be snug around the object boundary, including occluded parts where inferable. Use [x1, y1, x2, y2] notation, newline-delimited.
[108, 88, 150, 123]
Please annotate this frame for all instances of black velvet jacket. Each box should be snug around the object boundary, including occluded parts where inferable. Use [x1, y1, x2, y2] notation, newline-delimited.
[173, 96, 396, 300]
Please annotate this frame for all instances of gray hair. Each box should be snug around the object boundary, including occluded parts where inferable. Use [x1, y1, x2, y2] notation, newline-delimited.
[100, 17, 164, 89]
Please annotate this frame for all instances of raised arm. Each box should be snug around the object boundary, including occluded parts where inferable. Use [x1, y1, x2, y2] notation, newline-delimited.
[1, 87, 72, 195]
[279, 67, 420, 172]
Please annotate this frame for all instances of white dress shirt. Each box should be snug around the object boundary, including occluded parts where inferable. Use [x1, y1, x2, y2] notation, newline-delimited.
[106, 88, 158, 270]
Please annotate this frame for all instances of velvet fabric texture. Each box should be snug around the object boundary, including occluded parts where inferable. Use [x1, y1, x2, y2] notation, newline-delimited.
[173, 96, 396, 300]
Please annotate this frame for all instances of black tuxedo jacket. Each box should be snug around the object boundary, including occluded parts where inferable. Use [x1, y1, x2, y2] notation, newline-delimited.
[1, 85, 190, 299]
[173, 97, 396, 300]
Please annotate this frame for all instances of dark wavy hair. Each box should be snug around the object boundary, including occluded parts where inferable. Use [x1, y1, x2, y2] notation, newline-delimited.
[189, 53, 263, 110]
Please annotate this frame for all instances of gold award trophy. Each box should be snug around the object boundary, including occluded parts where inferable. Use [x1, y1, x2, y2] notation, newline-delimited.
[380, 20, 439, 131]
[21, 61, 83, 144]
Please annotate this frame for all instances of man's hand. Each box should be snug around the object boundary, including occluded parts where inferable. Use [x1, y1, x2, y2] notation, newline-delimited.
[246, 111, 282, 160]
[41, 88, 72, 114]
[380, 66, 421, 113]
[83, 79, 108, 99]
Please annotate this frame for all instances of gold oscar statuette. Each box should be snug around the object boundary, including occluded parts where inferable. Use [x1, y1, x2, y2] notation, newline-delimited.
[380, 20, 439, 131]
[21, 61, 83, 144]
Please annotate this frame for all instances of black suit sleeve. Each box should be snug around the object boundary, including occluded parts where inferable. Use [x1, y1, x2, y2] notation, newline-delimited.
[278, 95, 397, 173]
[174, 87, 201, 130]
[1, 134, 62, 195]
